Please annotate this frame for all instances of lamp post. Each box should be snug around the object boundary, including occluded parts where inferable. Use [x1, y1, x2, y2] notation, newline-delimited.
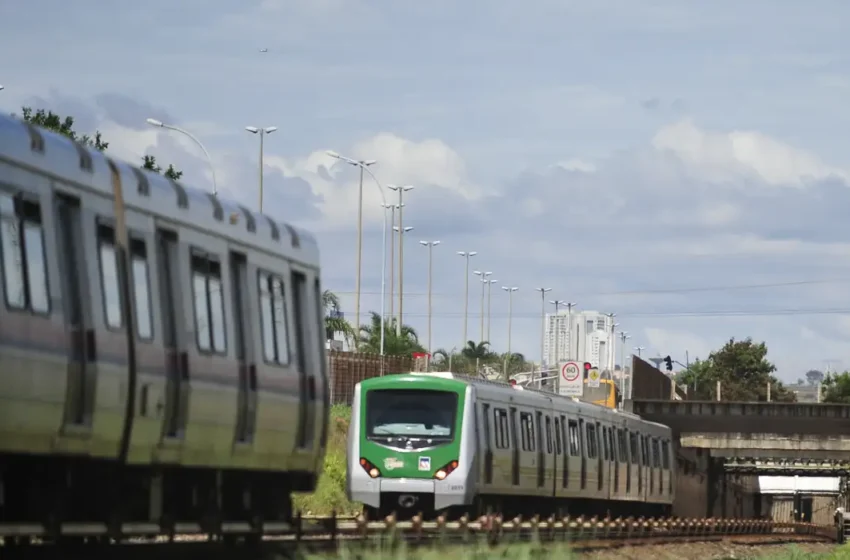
[486, 279, 498, 343]
[326, 151, 376, 349]
[473, 271, 492, 343]
[604, 312, 617, 375]
[387, 185, 414, 335]
[549, 300, 567, 365]
[382, 203, 402, 320]
[457, 251, 477, 345]
[619, 331, 630, 402]
[146, 118, 217, 195]
[634, 346, 645, 358]
[419, 240, 440, 356]
[535, 288, 552, 381]
[244, 126, 277, 213]
[502, 286, 519, 378]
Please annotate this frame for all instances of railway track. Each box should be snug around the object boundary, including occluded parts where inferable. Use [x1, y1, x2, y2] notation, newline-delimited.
[0, 514, 839, 558]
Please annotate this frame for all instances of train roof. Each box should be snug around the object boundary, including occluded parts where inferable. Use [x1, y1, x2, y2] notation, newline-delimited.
[0, 113, 319, 267]
[360, 372, 665, 428]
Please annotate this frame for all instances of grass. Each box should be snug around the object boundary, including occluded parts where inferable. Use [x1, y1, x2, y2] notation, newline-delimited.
[292, 404, 361, 516]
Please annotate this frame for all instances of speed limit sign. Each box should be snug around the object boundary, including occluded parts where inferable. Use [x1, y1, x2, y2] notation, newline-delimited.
[559, 361, 583, 397]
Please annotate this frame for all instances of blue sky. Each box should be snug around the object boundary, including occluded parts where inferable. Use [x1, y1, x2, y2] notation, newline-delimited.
[4, 0, 850, 381]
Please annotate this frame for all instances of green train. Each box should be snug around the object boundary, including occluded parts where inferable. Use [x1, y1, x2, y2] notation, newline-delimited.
[347, 372, 675, 519]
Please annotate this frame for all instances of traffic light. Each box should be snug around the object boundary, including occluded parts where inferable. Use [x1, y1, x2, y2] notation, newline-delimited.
[583, 362, 592, 378]
[663, 355, 673, 371]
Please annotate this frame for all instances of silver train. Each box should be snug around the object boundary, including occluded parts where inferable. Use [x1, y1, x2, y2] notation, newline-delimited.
[348, 373, 675, 519]
[0, 113, 328, 534]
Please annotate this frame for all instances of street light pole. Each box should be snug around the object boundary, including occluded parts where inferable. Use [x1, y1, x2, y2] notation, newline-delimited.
[244, 126, 277, 212]
[605, 312, 617, 375]
[486, 279, 497, 343]
[382, 203, 402, 320]
[326, 151, 376, 350]
[473, 270, 492, 343]
[419, 240, 440, 357]
[535, 288, 552, 381]
[619, 331, 630, 403]
[146, 118, 217, 195]
[457, 251, 477, 345]
[388, 185, 414, 335]
[549, 300, 567, 366]
[502, 286, 519, 378]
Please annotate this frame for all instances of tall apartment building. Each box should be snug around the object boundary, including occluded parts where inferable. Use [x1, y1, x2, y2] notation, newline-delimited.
[543, 310, 617, 369]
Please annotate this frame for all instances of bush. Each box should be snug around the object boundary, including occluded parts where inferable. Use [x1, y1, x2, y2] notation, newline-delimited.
[292, 404, 361, 516]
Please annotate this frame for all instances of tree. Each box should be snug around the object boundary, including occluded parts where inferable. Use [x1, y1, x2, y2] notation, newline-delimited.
[322, 289, 354, 345]
[805, 369, 825, 386]
[142, 155, 183, 180]
[461, 341, 495, 360]
[358, 312, 425, 356]
[17, 106, 183, 179]
[675, 338, 795, 402]
[821, 372, 850, 404]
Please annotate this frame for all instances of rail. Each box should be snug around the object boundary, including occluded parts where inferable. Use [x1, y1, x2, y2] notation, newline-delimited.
[1, 513, 838, 548]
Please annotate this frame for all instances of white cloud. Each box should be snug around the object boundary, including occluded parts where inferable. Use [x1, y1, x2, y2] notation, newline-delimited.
[651, 119, 848, 187]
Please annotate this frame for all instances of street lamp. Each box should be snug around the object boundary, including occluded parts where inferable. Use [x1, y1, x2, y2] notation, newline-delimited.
[605, 312, 616, 374]
[549, 300, 567, 365]
[457, 251, 477, 345]
[486, 278, 498, 343]
[419, 240, 440, 356]
[502, 286, 519, 378]
[535, 288, 552, 376]
[245, 126, 277, 213]
[634, 346, 645, 358]
[388, 184, 414, 335]
[0, 85, 4, 92]
[619, 331, 631, 403]
[473, 271, 492, 343]
[382, 202, 403, 319]
[146, 118, 217, 195]
[326, 150, 376, 349]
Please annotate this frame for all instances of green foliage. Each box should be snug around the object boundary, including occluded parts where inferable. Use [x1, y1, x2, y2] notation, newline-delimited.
[17, 106, 183, 179]
[806, 369, 825, 385]
[20, 107, 109, 151]
[358, 311, 425, 356]
[431, 345, 531, 379]
[675, 337, 795, 402]
[141, 154, 183, 180]
[822, 371, 850, 403]
[292, 404, 360, 516]
[323, 289, 354, 345]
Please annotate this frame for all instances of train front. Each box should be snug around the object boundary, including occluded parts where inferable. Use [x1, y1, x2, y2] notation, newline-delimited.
[346, 373, 474, 519]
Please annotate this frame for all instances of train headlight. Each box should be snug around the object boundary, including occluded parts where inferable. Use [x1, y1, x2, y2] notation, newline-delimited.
[359, 458, 382, 478]
[433, 460, 459, 480]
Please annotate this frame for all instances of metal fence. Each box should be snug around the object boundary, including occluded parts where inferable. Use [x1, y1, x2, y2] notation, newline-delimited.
[328, 351, 414, 405]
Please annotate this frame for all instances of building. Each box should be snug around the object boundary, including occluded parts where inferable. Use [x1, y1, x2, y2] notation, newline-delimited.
[785, 382, 821, 403]
[757, 476, 844, 524]
[543, 310, 616, 369]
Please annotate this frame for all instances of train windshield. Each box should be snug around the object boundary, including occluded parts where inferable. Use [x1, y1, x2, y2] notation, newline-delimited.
[365, 389, 458, 441]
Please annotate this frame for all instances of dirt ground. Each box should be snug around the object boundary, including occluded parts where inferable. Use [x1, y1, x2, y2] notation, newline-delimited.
[575, 539, 841, 559]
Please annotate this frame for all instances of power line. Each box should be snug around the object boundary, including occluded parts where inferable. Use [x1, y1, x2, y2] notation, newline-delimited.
[328, 278, 850, 299]
[339, 307, 850, 320]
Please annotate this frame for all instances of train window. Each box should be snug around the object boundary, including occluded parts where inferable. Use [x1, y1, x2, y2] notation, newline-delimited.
[493, 408, 509, 449]
[652, 439, 661, 468]
[629, 432, 639, 465]
[97, 223, 123, 329]
[568, 420, 580, 456]
[545, 416, 553, 454]
[1, 193, 50, 314]
[192, 251, 227, 354]
[554, 417, 562, 455]
[586, 424, 597, 459]
[661, 440, 670, 469]
[642, 436, 650, 467]
[602, 427, 610, 460]
[519, 412, 535, 452]
[617, 429, 627, 463]
[130, 238, 153, 340]
[258, 270, 290, 365]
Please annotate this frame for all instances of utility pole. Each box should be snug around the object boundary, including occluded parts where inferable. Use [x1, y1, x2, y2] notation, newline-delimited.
[486, 279, 497, 343]
[473, 271, 492, 342]
[502, 286, 519, 378]
[387, 185, 414, 335]
[419, 241, 440, 358]
[382, 203, 400, 321]
[535, 288, 552, 384]
[550, 300, 567, 366]
[457, 251, 477, 345]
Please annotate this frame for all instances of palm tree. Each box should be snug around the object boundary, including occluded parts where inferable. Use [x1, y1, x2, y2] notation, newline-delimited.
[358, 311, 425, 356]
[322, 289, 354, 345]
[461, 341, 494, 360]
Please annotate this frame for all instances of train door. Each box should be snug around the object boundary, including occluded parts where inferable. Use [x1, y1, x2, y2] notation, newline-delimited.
[156, 228, 188, 441]
[611, 428, 619, 494]
[559, 416, 568, 490]
[481, 403, 493, 485]
[554, 416, 563, 494]
[290, 270, 315, 449]
[55, 194, 95, 431]
[624, 430, 632, 495]
[509, 407, 519, 486]
[535, 411, 545, 489]
[578, 418, 587, 489]
[596, 422, 603, 492]
[230, 251, 257, 445]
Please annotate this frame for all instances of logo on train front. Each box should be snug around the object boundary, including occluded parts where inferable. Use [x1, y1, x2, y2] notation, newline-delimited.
[418, 457, 431, 471]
